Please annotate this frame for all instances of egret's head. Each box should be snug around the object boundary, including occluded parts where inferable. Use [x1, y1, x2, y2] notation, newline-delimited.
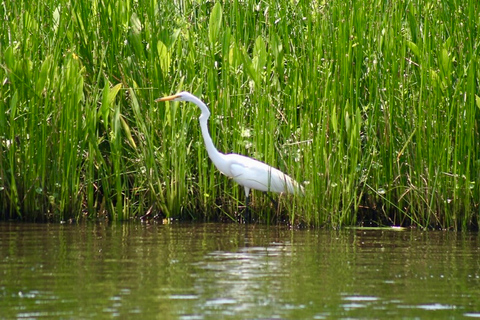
[155, 91, 209, 117]
[155, 91, 194, 103]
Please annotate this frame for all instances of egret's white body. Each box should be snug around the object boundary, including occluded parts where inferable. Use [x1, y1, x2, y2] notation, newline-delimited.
[156, 92, 303, 209]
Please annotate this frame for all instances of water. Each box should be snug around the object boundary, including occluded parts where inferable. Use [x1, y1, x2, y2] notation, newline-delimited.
[1, 222, 479, 319]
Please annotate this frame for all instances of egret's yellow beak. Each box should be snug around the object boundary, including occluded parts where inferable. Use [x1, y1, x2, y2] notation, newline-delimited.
[155, 94, 179, 102]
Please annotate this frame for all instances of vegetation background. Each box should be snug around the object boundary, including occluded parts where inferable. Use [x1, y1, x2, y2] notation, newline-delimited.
[0, 0, 479, 229]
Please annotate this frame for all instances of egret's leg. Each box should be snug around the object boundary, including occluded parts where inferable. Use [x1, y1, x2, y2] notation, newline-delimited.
[263, 192, 279, 210]
[244, 187, 251, 223]
[244, 195, 250, 222]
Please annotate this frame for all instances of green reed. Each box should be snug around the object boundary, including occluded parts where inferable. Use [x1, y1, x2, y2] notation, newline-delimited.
[0, 0, 479, 229]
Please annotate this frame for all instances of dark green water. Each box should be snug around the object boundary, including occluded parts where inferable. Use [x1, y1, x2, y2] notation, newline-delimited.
[1, 222, 479, 319]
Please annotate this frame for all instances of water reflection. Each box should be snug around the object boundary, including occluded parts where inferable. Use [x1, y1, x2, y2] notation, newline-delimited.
[194, 243, 294, 317]
[1, 222, 480, 319]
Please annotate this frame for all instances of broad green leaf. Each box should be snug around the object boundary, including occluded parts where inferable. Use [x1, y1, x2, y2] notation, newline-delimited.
[157, 40, 171, 76]
[208, 2, 222, 46]
[443, 37, 452, 50]
[407, 1, 418, 42]
[355, 105, 362, 130]
[439, 48, 452, 87]
[112, 103, 121, 145]
[169, 29, 181, 48]
[406, 40, 420, 58]
[129, 13, 144, 59]
[101, 83, 122, 122]
[430, 69, 439, 84]
[23, 10, 39, 33]
[10, 90, 18, 119]
[440, 48, 450, 75]
[121, 116, 137, 149]
[4, 46, 15, 71]
[228, 43, 241, 69]
[36, 55, 52, 96]
[345, 110, 351, 133]
[130, 12, 142, 34]
[270, 31, 283, 60]
[75, 69, 85, 103]
[53, 6, 61, 34]
[475, 95, 480, 110]
[253, 36, 267, 74]
[128, 88, 148, 139]
[108, 83, 123, 105]
[241, 46, 257, 84]
[222, 27, 231, 59]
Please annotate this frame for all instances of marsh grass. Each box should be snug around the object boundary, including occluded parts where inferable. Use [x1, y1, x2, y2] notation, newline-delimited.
[1, 0, 479, 229]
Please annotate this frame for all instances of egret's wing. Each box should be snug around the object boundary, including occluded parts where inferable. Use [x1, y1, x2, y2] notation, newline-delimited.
[229, 156, 302, 194]
[230, 162, 273, 192]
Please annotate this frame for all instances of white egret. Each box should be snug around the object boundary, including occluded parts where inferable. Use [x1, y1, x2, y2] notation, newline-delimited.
[155, 91, 303, 217]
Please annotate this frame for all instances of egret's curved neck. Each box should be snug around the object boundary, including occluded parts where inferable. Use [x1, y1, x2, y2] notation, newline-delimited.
[186, 95, 225, 165]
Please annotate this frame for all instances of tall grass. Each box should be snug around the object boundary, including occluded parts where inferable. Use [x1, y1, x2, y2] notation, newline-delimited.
[0, 0, 479, 229]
